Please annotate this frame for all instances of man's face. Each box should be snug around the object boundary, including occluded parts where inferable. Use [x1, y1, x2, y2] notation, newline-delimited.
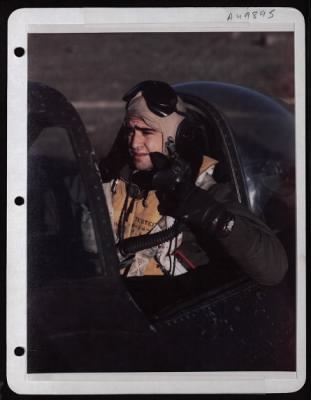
[127, 117, 163, 171]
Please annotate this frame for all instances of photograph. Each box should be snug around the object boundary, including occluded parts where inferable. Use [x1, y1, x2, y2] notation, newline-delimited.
[26, 30, 297, 374]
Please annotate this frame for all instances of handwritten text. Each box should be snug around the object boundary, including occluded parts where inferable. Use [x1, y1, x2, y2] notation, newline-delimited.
[227, 9, 276, 22]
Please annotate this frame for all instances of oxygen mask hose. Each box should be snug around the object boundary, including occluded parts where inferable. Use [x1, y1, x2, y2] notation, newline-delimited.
[118, 220, 183, 256]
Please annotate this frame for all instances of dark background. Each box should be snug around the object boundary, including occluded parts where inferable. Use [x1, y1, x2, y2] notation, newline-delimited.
[28, 32, 294, 158]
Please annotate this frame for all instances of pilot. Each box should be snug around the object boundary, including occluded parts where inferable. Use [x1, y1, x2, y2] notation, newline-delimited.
[82, 80, 288, 284]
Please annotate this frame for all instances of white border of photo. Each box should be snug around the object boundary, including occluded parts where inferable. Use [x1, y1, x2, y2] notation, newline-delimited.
[7, 7, 306, 395]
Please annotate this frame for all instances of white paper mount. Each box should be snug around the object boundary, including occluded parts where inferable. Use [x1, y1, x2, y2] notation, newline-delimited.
[7, 7, 306, 395]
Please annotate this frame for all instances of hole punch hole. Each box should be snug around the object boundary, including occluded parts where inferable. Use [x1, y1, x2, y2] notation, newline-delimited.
[14, 47, 25, 57]
[14, 347, 25, 356]
[14, 196, 25, 206]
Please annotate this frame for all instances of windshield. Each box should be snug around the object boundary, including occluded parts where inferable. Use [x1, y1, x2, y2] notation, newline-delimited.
[28, 82, 120, 286]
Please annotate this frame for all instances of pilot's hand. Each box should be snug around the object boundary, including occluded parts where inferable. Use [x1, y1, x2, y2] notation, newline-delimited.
[150, 152, 193, 190]
[150, 152, 235, 238]
[150, 152, 194, 216]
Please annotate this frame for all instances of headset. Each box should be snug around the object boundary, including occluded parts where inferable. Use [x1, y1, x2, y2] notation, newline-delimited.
[123, 80, 206, 174]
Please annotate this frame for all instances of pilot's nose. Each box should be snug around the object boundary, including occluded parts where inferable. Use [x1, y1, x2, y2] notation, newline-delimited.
[131, 130, 144, 149]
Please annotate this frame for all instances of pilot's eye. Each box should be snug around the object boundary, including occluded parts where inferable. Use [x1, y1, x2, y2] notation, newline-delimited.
[141, 128, 155, 135]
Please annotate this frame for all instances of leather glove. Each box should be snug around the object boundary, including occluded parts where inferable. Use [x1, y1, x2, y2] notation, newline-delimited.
[150, 152, 235, 238]
[150, 151, 194, 216]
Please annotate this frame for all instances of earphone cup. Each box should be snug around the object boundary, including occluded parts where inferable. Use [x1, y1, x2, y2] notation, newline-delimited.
[175, 118, 206, 179]
[175, 119, 193, 153]
[175, 118, 205, 158]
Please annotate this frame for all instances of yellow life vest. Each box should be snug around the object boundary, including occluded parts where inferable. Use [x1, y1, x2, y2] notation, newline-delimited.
[112, 155, 217, 275]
